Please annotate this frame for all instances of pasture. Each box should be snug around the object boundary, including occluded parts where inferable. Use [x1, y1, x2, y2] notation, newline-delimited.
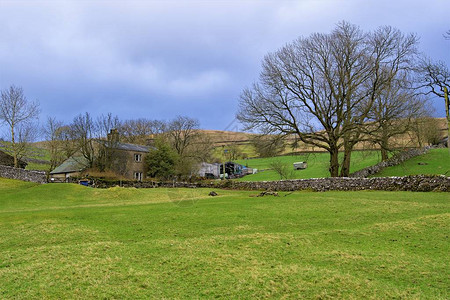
[0, 178, 448, 299]
[374, 148, 450, 177]
[235, 150, 384, 181]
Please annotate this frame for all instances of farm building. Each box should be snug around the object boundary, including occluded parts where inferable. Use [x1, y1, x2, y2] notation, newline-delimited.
[197, 162, 221, 178]
[49, 156, 89, 182]
[50, 129, 152, 182]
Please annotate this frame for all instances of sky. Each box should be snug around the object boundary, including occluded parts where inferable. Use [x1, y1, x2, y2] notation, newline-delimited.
[0, 0, 448, 133]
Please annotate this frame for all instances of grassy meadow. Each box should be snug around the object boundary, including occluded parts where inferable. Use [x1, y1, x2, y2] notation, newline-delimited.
[0, 178, 448, 299]
[374, 148, 450, 177]
[235, 150, 385, 181]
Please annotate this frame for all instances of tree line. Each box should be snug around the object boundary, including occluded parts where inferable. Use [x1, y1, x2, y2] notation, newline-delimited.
[0, 90, 213, 179]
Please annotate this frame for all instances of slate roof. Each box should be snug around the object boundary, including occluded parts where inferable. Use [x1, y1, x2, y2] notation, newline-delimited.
[50, 156, 89, 174]
[97, 140, 152, 152]
[113, 142, 151, 152]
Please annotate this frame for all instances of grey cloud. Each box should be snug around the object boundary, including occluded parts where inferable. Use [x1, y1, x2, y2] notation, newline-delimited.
[0, 0, 448, 132]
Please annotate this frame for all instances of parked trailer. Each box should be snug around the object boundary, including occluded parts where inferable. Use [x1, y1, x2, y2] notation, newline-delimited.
[293, 162, 307, 170]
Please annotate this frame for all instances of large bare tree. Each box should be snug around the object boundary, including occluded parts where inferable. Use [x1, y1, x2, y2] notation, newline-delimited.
[0, 85, 39, 167]
[238, 22, 418, 177]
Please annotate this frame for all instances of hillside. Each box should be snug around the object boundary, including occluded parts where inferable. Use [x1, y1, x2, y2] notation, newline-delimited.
[207, 118, 448, 157]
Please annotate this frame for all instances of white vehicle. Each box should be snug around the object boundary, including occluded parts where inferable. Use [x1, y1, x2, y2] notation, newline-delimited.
[293, 162, 307, 170]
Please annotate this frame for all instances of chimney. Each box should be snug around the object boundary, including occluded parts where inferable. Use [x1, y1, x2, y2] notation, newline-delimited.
[146, 134, 155, 147]
[107, 129, 120, 143]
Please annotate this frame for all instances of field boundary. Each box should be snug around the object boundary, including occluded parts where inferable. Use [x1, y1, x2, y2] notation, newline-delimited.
[86, 175, 450, 192]
[0, 165, 47, 183]
[349, 146, 433, 178]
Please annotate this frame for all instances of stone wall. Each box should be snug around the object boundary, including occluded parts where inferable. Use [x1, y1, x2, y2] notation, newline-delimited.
[88, 175, 450, 192]
[349, 147, 432, 178]
[0, 165, 47, 184]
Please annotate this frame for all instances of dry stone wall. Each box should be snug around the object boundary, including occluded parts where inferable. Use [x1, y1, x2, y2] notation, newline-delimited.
[89, 175, 450, 192]
[350, 147, 432, 178]
[0, 165, 47, 183]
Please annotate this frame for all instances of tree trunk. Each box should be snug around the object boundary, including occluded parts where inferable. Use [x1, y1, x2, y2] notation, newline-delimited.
[11, 125, 18, 168]
[339, 145, 352, 177]
[328, 147, 339, 177]
[380, 146, 389, 161]
[380, 124, 390, 161]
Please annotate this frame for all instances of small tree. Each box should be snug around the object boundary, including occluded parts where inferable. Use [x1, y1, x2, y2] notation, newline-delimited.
[0, 85, 39, 167]
[251, 135, 285, 158]
[145, 139, 179, 180]
[164, 115, 213, 177]
[269, 159, 294, 180]
[42, 117, 66, 172]
[411, 117, 443, 147]
[224, 143, 244, 161]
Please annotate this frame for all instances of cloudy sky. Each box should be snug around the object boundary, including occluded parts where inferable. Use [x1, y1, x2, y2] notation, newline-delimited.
[0, 0, 448, 132]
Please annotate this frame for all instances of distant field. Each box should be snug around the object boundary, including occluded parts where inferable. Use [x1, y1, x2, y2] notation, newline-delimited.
[1, 178, 448, 298]
[0, 141, 51, 171]
[25, 161, 51, 171]
[373, 148, 450, 177]
[235, 151, 384, 181]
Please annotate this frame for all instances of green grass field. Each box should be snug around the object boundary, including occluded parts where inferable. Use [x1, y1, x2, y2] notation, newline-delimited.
[235, 151, 384, 181]
[0, 178, 448, 299]
[374, 148, 450, 177]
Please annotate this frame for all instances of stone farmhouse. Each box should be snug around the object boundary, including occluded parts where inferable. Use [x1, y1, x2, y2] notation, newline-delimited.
[50, 129, 152, 182]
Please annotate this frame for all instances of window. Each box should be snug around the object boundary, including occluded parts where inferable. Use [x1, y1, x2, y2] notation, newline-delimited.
[134, 154, 142, 162]
[134, 172, 143, 181]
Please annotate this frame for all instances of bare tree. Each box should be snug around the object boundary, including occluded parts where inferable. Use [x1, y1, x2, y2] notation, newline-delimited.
[0, 85, 39, 167]
[58, 125, 78, 160]
[416, 58, 450, 100]
[70, 112, 98, 168]
[97, 113, 121, 139]
[251, 134, 285, 158]
[238, 22, 418, 177]
[410, 117, 444, 147]
[165, 116, 213, 177]
[416, 58, 450, 150]
[120, 118, 165, 144]
[42, 117, 66, 172]
[270, 159, 294, 180]
[365, 77, 427, 160]
[166, 116, 200, 157]
[224, 143, 244, 161]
